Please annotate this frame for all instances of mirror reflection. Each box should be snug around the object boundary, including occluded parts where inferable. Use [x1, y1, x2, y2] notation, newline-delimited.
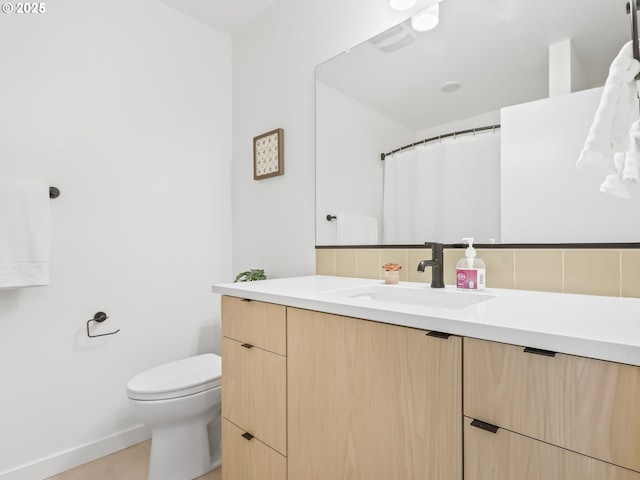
[316, 0, 636, 246]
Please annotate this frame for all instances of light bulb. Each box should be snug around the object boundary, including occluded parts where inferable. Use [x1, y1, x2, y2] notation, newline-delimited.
[389, 0, 417, 11]
[411, 4, 439, 32]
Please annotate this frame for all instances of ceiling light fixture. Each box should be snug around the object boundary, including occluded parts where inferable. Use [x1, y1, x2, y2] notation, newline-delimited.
[389, 0, 417, 11]
[411, 3, 440, 32]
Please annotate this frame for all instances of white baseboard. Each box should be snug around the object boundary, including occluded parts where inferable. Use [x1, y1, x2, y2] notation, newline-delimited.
[0, 425, 151, 480]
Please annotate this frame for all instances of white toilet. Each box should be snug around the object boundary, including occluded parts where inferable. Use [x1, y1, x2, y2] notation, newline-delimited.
[126, 353, 222, 480]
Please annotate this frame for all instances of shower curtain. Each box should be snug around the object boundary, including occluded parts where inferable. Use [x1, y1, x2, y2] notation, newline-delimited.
[382, 131, 501, 244]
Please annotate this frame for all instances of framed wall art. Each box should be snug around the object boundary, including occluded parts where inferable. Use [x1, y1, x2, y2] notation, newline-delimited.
[253, 128, 284, 180]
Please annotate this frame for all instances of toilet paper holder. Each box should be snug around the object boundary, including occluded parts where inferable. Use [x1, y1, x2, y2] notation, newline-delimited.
[86, 311, 120, 338]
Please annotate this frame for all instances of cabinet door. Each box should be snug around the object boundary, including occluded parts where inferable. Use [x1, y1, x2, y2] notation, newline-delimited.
[464, 337, 640, 472]
[464, 417, 640, 480]
[221, 296, 286, 355]
[222, 337, 287, 455]
[222, 419, 286, 480]
[287, 308, 462, 480]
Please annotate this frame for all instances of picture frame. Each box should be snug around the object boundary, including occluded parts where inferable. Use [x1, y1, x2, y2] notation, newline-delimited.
[253, 128, 284, 180]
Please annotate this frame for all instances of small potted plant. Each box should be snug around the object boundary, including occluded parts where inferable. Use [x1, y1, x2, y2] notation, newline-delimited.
[234, 269, 267, 282]
[382, 263, 402, 284]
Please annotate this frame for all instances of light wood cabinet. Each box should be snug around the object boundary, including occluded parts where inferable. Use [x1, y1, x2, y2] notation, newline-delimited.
[464, 417, 640, 480]
[464, 337, 640, 476]
[221, 296, 287, 480]
[286, 307, 462, 480]
[220, 293, 640, 480]
[221, 337, 286, 455]
[222, 419, 286, 480]
[221, 295, 286, 355]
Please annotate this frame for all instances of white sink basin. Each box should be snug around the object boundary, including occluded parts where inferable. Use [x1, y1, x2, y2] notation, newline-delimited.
[321, 284, 495, 310]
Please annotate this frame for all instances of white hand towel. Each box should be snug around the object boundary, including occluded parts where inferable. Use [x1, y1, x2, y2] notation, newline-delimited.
[0, 179, 51, 288]
[577, 41, 640, 176]
[599, 119, 640, 196]
[600, 153, 630, 199]
[336, 213, 378, 245]
[623, 119, 640, 183]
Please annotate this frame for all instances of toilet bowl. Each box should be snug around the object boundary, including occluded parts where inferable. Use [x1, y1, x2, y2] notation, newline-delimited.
[127, 354, 222, 480]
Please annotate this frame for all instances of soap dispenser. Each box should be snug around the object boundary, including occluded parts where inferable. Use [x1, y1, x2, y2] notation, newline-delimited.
[456, 238, 486, 290]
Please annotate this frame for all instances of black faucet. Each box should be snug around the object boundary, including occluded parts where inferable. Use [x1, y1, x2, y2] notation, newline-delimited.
[417, 242, 444, 288]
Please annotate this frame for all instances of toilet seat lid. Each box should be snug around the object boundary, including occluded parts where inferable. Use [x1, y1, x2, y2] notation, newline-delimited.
[127, 353, 221, 401]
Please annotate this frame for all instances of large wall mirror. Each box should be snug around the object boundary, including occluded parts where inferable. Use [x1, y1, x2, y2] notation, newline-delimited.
[316, 0, 640, 246]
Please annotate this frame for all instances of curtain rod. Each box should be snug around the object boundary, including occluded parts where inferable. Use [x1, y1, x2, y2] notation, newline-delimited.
[380, 124, 501, 161]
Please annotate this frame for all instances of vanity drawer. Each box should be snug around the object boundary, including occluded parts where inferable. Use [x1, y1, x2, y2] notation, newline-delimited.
[463, 337, 640, 472]
[221, 295, 286, 355]
[222, 418, 286, 480]
[464, 416, 640, 480]
[222, 337, 287, 455]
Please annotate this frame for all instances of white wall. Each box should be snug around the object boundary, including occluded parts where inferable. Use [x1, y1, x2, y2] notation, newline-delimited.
[501, 87, 640, 242]
[0, 1, 232, 478]
[231, 0, 437, 277]
[316, 82, 415, 245]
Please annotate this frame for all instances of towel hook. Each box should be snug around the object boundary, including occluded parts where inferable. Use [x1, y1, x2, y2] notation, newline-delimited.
[86, 311, 120, 338]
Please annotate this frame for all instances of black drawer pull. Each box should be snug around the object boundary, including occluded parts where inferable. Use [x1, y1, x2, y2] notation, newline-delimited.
[524, 347, 556, 357]
[471, 419, 499, 434]
[241, 432, 254, 441]
[241, 298, 252, 302]
[241, 343, 254, 349]
[426, 331, 451, 339]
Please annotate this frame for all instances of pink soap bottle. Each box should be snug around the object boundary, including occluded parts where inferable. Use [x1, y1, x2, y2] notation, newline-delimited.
[456, 237, 486, 290]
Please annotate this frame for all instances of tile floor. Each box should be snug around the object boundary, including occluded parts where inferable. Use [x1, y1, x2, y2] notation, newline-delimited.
[45, 441, 221, 480]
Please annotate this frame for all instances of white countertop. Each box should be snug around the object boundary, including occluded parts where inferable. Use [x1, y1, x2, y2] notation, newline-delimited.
[212, 275, 640, 367]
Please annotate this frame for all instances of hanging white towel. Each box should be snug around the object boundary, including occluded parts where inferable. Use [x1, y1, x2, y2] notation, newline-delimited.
[623, 119, 640, 183]
[0, 179, 51, 288]
[600, 153, 631, 199]
[336, 213, 378, 245]
[576, 42, 640, 196]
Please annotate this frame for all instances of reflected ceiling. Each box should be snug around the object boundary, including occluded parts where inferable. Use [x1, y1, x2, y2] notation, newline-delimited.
[316, 0, 628, 131]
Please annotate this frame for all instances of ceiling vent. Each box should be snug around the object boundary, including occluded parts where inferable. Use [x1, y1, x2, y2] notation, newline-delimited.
[369, 23, 415, 53]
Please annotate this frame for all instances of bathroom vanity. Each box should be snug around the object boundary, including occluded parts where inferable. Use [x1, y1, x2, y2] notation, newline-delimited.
[213, 275, 640, 480]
